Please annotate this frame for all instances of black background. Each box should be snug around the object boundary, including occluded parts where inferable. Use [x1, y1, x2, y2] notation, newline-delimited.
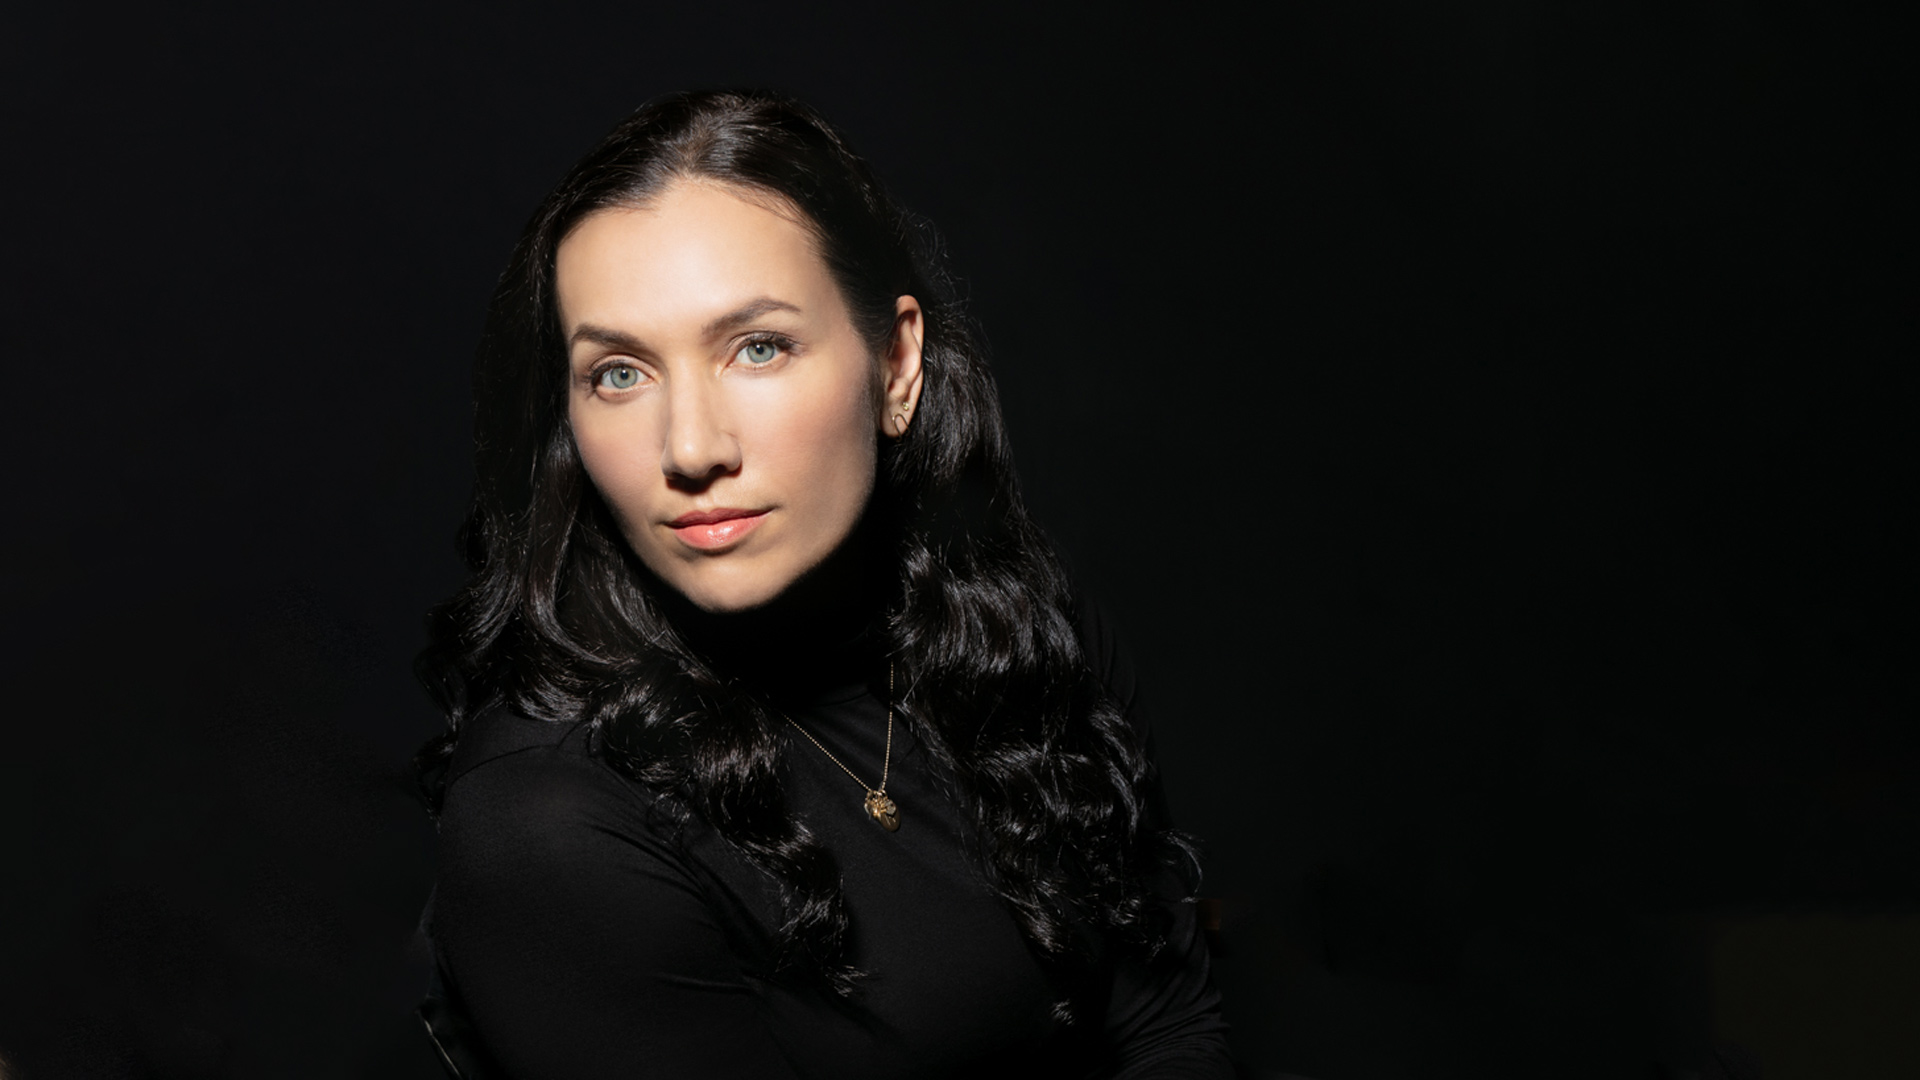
[2, 2, 1913, 1078]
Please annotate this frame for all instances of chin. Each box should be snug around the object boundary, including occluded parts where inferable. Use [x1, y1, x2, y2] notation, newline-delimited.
[680, 589, 778, 615]
[662, 567, 796, 615]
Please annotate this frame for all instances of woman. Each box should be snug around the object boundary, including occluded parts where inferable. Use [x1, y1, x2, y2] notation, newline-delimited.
[416, 90, 1232, 1078]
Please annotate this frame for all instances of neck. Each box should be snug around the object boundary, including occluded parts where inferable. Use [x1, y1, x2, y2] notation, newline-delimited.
[660, 516, 890, 701]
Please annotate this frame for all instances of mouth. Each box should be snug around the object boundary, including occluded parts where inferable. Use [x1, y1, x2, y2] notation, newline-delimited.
[667, 508, 769, 551]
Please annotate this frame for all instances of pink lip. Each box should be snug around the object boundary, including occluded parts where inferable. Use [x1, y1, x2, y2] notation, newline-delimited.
[667, 508, 768, 550]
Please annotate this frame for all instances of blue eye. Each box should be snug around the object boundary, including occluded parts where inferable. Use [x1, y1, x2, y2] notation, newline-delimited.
[737, 340, 781, 365]
[598, 366, 641, 390]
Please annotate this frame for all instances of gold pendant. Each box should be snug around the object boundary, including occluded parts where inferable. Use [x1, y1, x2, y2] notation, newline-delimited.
[865, 790, 900, 832]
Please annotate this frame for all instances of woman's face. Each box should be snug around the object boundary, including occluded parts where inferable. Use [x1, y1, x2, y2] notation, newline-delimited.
[557, 181, 923, 613]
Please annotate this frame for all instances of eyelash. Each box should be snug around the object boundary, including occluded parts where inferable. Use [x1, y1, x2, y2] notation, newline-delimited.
[735, 332, 796, 367]
[585, 333, 799, 393]
[589, 361, 644, 392]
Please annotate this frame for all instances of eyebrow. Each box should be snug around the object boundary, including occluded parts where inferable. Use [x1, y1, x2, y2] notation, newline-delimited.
[567, 297, 804, 355]
[702, 297, 802, 338]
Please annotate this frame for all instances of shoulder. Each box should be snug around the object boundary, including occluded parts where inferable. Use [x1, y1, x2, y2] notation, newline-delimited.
[427, 710, 793, 1076]
[1072, 592, 1142, 716]
[432, 707, 736, 984]
[437, 706, 689, 891]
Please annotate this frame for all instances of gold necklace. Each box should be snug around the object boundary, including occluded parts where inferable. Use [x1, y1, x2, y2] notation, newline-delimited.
[783, 662, 900, 832]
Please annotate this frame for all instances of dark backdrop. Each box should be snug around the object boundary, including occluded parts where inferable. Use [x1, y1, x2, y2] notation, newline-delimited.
[3, 3, 1912, 1078]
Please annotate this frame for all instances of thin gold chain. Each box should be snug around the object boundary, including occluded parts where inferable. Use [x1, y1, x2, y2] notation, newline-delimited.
[783, 662, 892, 796]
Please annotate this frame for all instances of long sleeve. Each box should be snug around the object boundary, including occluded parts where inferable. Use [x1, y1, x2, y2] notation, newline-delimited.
[1103, 902, 1235, 1079]
[433, 739, 800, 1080]
[1080, 602, 1238, 1078]
[1098, 792, 1236, 1079]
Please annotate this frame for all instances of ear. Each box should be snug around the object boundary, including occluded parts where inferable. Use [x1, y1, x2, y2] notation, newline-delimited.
[881, 295, 925, 438]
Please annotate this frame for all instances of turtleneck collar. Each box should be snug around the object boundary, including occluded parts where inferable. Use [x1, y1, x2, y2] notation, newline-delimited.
[658, 512, 892, 708]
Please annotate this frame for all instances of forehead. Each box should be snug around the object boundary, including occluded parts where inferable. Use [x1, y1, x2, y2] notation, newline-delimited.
[554, 181, 836, 332]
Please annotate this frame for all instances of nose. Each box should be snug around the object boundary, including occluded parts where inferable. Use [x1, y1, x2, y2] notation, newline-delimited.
[660, 375, 741, 487]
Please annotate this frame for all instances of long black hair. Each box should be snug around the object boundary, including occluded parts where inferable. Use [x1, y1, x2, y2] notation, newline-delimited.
[417, 90, 1196, 1010]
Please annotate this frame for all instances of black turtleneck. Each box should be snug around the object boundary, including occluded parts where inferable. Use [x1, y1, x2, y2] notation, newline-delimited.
[426, 600, 1233, 1078]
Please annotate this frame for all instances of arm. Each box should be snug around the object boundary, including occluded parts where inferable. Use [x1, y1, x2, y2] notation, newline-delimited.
[1099, 788, 1235, 1079]
[432, 745, 800, 1080]
[1079, 602, 1237, 1079]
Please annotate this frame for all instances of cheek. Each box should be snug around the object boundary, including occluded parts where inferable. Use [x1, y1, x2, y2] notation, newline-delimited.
[753, 380, 878, 500]
[570, 413, 659, 526]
